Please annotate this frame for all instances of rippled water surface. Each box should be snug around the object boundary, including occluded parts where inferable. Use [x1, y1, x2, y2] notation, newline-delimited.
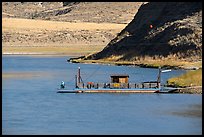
[2, 55, 202, 135]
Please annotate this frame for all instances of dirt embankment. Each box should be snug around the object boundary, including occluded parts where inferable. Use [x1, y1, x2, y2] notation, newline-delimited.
[172, 86, 202, 94]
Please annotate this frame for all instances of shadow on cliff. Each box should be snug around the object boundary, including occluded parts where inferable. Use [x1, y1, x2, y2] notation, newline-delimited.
[88, 2, 202, 60]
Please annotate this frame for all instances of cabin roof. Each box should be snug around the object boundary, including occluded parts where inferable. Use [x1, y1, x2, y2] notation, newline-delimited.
[110, 74, 129, 77]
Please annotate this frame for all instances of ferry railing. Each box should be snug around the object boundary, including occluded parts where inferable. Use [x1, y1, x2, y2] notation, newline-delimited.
[77, 82, 159, 89]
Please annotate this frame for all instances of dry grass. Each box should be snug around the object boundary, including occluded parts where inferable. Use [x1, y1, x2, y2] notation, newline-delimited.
[167, 68, 202, 87]
[2, 17, 126, 31]
[2, 17, 126, 55]
[71, 55, 202, 69]
[132, 58, 202, 69]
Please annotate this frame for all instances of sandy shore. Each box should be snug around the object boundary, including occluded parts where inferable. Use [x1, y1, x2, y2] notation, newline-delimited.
[2, 52, 85, 57]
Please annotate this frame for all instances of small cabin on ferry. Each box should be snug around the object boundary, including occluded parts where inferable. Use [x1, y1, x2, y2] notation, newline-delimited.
[110, 74, 129, 83]
[110, 74, 129, 88]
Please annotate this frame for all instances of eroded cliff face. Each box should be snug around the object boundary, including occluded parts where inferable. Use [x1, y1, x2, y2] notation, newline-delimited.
[86, 2, 202, 62]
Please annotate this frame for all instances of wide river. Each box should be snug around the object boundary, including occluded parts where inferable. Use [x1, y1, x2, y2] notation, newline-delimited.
[2, 55, 202, 135]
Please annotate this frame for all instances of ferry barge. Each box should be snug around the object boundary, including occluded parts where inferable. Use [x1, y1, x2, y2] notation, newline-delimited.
[57, 67, 164, 93]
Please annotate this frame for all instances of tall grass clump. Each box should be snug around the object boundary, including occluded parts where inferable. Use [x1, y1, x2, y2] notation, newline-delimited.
[167, 68, 202, 87]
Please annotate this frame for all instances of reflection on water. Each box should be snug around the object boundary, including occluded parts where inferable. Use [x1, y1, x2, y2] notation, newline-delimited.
[171, 104, 202, 118]
[2, 55, 202, 135]
[2, 71, 56, 79]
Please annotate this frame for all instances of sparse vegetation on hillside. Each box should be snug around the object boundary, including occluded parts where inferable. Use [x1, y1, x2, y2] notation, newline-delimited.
[2, 18, 125, 45]
[2, 2, 142, 24]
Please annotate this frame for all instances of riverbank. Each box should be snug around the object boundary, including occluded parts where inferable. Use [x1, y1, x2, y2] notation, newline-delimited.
[2, 45, 105, 57]
[167, 69, 202, 94]
[68, 56, 202, 70]
[169, 86, 202, 94]
[167, 68, 202, 87]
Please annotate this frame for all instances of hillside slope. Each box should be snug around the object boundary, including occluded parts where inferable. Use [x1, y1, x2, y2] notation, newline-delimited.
[83, 2, 202, 68]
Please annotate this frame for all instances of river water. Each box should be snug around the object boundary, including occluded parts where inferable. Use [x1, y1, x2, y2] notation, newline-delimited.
[2, 55, 202, 135]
